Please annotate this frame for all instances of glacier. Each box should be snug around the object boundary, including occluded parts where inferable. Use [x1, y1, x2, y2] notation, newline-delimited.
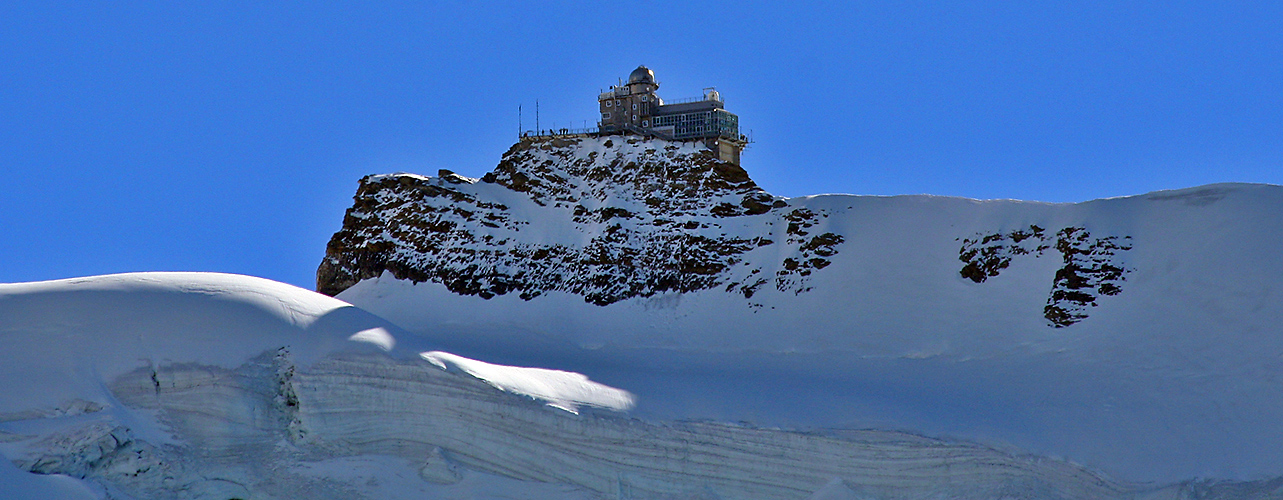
[5, 272, 1278, 499]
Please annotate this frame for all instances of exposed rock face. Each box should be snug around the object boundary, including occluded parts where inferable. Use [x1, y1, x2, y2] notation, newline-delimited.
[319, 137, 844, 305]
[958, 225, 1133, 327]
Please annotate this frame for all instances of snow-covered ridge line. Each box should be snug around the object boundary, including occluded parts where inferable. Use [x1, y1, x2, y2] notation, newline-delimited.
[3, 271, 346, 320]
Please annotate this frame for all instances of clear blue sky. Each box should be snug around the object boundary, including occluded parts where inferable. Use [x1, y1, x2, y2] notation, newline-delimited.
[2, 1, 1279, 289]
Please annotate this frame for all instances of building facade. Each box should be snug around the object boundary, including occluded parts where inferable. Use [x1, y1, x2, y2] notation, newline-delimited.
[598, 66, 747, 164]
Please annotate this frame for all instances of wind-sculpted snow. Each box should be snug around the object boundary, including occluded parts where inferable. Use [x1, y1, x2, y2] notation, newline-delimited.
[5, 272, 1283, 498]
[318, 137, 845, 305]
[0, 272, 391, 418]
[0, 350, 1145, 500]
[421, 351, 635, 413]
[14, 347, 1283, 500]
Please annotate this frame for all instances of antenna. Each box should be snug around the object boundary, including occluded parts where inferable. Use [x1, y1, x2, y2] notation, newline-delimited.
[536, 99, 540, 136]
[518, 104, 522, 138]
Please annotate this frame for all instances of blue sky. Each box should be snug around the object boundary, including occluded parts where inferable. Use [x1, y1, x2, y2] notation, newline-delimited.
[2, 1, 1279, 289]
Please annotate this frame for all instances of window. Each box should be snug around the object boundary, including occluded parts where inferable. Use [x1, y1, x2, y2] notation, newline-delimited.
[606, 101, 612, 107]
[633, 115, 638, 121]
[641, 95, 648, 102]
[602, 112, 611, 119]
[632, 103, 638, 110]
[642, 120, 649, 127]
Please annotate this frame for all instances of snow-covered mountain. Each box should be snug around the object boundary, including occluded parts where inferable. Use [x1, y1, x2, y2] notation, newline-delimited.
[322, 137, 1283, 484]
[318, 137, 837, 305]
[317, 136, 1171, 329]
[4, 136, 1283, 499]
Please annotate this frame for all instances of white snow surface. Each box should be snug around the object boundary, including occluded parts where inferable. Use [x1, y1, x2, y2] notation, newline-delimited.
[0, 272, 646, 499]
[421, 351, 635, 413]
[0, 272, 379, 416]
[4, 271, 1256, 499]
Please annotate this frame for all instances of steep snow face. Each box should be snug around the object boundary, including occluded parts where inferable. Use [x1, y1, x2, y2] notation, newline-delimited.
[327, 148, 1283, 485]
[2, 272, 1219, 500]
[318, 137, 844, 305]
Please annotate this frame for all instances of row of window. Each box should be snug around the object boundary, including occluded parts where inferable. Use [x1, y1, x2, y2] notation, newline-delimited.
[600, 112, 642, 123]
[601, 107, 739, 139]
[604, 99, 647, 109]
[651, 110, 739, 139]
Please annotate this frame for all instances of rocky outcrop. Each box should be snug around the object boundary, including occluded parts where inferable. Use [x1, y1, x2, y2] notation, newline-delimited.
[958, 225, 1133, 327]
[319, 137, 844, 305]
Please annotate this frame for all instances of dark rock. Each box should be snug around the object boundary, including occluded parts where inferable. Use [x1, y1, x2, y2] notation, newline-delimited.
[957, 225, 1133, 327]
[317, 138, 845, 307]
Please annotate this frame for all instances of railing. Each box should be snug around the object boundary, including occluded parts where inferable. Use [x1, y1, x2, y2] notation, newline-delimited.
[519, 123, 748, 144]
[619, 123, 675, 141]
[521, 126, 601, 139]
[660, 95, 723, 106]
[599, 87, 636, 100]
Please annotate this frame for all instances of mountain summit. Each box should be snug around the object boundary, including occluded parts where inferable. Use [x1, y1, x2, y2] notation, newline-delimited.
[322, 136, 1138, 327]
[319, 136, 843, 306]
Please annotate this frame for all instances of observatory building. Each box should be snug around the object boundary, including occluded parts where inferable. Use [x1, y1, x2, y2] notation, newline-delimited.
[597, 66, 748, 165]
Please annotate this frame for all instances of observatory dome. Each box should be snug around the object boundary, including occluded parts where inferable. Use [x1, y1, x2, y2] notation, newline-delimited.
[628, 66, 656, 84]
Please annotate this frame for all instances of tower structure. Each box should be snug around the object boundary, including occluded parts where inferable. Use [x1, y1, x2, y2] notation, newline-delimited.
[598, 66, 747, 164]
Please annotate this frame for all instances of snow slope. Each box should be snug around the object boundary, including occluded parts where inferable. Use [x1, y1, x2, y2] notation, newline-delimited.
[5, 272, 1269, 499]
[0, 273, 624, 498]
[323, 137, 1283, 484]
